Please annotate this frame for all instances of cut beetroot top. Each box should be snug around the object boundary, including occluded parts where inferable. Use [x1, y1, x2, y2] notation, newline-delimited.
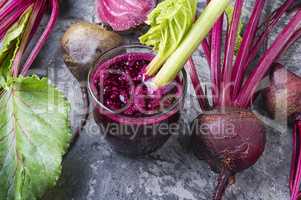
[96, 0, 156, 31]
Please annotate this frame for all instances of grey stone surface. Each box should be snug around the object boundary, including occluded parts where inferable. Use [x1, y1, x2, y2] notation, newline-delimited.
[34, 0, 300, 199]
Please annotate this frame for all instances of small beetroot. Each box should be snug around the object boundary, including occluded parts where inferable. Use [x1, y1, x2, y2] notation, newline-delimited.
[61, 21, 123, 81]
[96, 0, 156, 31]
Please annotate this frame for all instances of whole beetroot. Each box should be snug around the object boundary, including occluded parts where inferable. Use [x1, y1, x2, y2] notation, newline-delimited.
[192, 108, 266, 200]
[61, 21, 123, 81]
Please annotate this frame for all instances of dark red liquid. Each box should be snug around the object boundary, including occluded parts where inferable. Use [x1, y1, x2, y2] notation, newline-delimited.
[90, 52, 184, 156]
[92, 53, 181, 116]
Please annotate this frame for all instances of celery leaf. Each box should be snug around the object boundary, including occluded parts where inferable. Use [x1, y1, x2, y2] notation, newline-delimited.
[139, 0, 198, 76]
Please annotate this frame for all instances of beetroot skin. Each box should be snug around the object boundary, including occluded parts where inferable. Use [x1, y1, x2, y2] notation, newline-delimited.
[263, 64, 301, 122]
[96, 0, 156, 31]
[192, 108, 266, 200]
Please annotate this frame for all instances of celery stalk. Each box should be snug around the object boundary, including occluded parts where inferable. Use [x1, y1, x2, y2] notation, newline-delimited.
[140, 0, 198, 76]
[153, 0, 230, 87]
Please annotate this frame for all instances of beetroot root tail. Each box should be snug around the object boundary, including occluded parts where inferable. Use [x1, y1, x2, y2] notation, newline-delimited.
[213, 168, 232, 200]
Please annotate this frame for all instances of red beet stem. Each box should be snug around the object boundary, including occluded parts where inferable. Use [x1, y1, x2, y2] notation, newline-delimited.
[201, 39, 211, 65]
[264, 0, 293, 29]
[0, 0, 9, 9]
[231, 0, 266, 99]
[287, 0, 301, 12]
[235, 9, 301, 107]
[213, 168, 232, 200]
[0, 0, 23, 20]
[277, 28, 301, 60]
[290, 120, 298, 195]
[186, 57, 210, 111]
[21, 0, 59, 76]
[12, 0, 44, 77]
[29, 0, 47, 40]
[245, 0, 293, 71]
[253, 0, 293, 42]
[210, 16, 223, 106]
[206, 0, 212, 50]
[0, 1, 32, 39]
[290, 117, 301, 200]
[221, 0, 244, 107]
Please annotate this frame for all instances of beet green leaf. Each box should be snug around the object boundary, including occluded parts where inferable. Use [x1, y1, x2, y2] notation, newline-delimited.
[0, 76, 71, 200]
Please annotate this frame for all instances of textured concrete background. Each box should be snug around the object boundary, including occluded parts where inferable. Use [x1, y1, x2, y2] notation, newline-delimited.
[33, 0, 301, 199]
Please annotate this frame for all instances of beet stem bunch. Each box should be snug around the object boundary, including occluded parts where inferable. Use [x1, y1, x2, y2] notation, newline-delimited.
[187, 1, 301, 200]
[0, 0, 59, 77]
[189, 0, 301, 111]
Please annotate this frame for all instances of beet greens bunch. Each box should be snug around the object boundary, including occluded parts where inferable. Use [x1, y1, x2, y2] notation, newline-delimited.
[141, 0, 301, 199]
[0, 1, 72, 200]
[190, 1, 301, 199]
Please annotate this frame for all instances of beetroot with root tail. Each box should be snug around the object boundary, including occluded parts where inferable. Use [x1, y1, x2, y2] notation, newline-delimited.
[185, 0, 301, 199]
[263, 64, 301, 123]
[138, 0, 301, 199]
[192, 108, 266, 200]
[96, 0, 156, 31]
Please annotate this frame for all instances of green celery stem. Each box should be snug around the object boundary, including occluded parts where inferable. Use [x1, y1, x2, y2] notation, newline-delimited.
[146, 54, 167, 76]
[153, 0, 230, 87]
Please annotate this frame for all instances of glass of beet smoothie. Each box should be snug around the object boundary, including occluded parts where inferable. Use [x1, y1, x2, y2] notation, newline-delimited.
[88, 45, 187, 156]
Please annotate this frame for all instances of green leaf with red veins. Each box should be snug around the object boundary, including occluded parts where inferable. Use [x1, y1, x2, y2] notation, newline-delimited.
[0, 76, 71, 200]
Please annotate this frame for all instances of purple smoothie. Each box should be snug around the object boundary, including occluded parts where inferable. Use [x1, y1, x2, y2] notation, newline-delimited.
[89, 51, 185, 156]
[91, 52, 182, 117]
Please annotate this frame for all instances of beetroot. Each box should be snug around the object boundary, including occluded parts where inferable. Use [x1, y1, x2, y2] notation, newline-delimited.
[182, 0, 301, 199]
[138, 0, 300, 198]
[263, 64, 301, 200]
[96, 0, 156, 31]
[61, 21, 123, 81]
[192, 108, 266, 199]
[263, 64, 301, 122]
